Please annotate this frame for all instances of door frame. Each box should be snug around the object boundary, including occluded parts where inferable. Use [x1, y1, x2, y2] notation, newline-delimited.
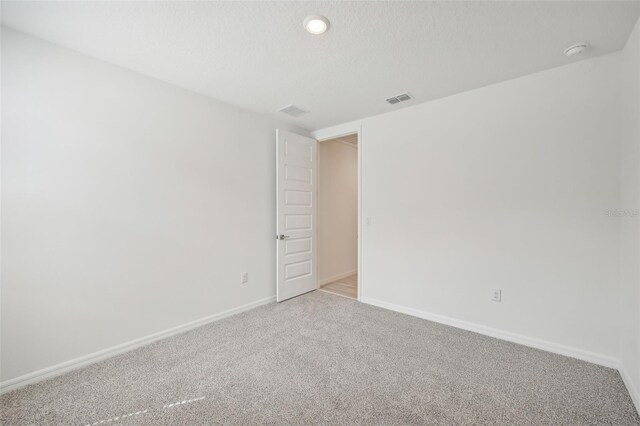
[312, 124, 363, 302]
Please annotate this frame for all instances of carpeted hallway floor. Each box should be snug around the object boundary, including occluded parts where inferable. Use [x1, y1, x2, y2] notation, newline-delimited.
[1, 291, 638, 425]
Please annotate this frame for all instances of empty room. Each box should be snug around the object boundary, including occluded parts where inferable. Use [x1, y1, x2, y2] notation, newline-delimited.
[1, 1, 640, 424]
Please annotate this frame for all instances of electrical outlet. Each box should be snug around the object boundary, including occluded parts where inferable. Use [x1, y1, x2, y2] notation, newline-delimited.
[241, 272, 248, 284]
[491, 289, 502, 302]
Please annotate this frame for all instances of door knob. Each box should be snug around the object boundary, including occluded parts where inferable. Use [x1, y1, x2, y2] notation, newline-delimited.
[277, 234, 290, 240]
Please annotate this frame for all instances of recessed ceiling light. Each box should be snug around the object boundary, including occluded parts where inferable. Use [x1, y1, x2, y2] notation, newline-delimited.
[564, 42, 588, 57]
[304, 15, 330, 35]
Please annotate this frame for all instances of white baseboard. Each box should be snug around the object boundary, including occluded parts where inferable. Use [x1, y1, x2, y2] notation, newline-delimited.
[619, 365, 640, 413]
[361, 296, 619, 369]
[319, 269, 357, 287]
[368, 291, 639, 414]
[0, 295, 276, 394]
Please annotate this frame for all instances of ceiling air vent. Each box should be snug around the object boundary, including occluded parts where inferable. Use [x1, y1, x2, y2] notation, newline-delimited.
[278, 104, 309, 117]
[386, 92, 413, 105]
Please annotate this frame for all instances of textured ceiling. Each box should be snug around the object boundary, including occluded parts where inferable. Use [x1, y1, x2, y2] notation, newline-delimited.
[2, 1, 639, 131]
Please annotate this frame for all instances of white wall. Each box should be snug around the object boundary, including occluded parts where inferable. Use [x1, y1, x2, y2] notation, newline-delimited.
[619, 17, 640, 405]
[0, 28, 304, 382]
[318, 139, 358, 284]
[316, 52, 625, 364]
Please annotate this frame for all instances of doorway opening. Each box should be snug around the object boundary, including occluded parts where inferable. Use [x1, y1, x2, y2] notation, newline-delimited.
[317, 133, 358, 300]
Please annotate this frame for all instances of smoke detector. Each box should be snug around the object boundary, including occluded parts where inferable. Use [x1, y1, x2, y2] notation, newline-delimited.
[564, 42, 588, 57]
[278, 104, 309, 117]
[386, 92, 413, 105]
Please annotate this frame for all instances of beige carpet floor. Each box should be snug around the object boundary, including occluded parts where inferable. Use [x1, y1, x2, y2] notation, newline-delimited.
[1, 291, 638, 425]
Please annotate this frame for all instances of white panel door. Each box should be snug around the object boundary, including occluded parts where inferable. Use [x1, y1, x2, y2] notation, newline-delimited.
[276, 129, 317, 302]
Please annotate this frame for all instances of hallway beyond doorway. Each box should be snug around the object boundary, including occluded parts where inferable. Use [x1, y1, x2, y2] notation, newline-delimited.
[319, 274, 357, 299]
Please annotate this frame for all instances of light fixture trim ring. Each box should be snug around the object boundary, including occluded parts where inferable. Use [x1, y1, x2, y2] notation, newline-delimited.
[304, 15, 330, 35]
